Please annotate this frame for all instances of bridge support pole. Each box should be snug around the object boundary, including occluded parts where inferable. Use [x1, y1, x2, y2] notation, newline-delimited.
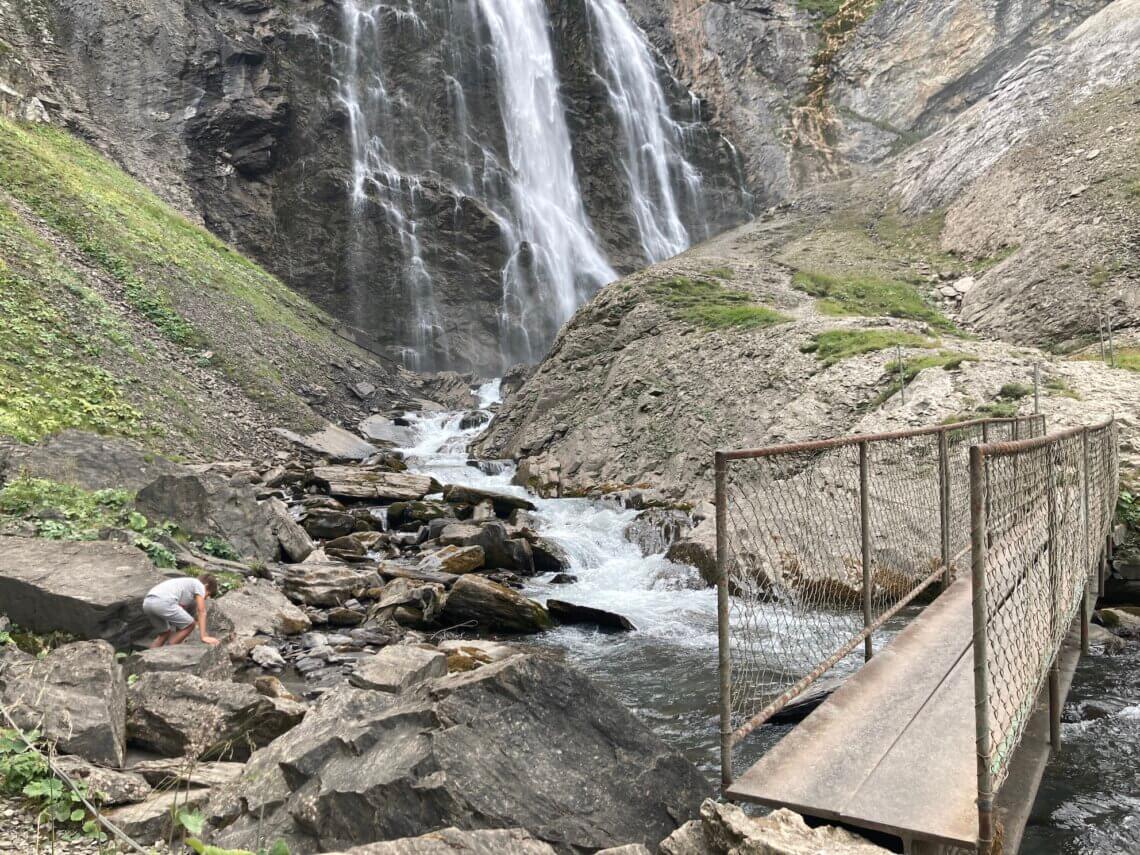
[1049, 663, 1062, 749]
[969, 447, 994, 855]
[1046, 447, 1062, 750]
[1081, 430, 1091, 657]
[715, 451, 733, 789]
[938, 430, 951, 591]
[860, 441, 873, 662]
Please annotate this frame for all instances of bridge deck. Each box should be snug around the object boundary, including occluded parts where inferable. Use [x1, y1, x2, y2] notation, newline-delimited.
[727, 577, 979, 849]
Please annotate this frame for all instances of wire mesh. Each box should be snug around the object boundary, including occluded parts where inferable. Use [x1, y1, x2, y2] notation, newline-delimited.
[973, 419, 1117, 794]
[719, 415, 1045, 752]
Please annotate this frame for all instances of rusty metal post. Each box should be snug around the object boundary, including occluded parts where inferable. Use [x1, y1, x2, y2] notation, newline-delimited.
[1081, 430, 1092, 655]
[896, 344, 906, 404]
[938, 429, 952, 591]
[860, 441, 873, 661]
[970, 446, 994, 853]
[715, 451, 733, 789]
[1046, 443, 1062, 749]
[1034, 362, 1041, 415]
[981, 421, 992, 548]
[1108, 309, 1116, 368]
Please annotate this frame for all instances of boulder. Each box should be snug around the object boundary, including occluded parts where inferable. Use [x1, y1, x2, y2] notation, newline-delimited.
[302, 507, 359, 540]
[126, 672, 305, 760]
[251, 645, 287, 670]
[325, 534, 370, 561]
[208, 655, 710, 852]
[349, 645, 447, 693]
[379, 563, 458, 589]
[418, 545, 484, 574]
[530, 537, 571, 573]
[387, 500, 456, 529]
[281, 562, 383, 607]
[275, 424, 378, 462]
[135, 473, 279, 562]
[212, 579, 312, 637]
[266, 497, 315, 563]
[125, 642, 235, 681]
[442, 484, 535, 516]
[659, 800, 890, 855]
[128, 758, 244, 789]
[665, 517, 718, 587]
[311, 467, 441, 502]
[546, 600, 636, 632]
[437, 639, 516, 673]
[0, 537, 163, 647]
[359, 416, 416, 447]
[374, 578, 446, 624]
[439, 521, 535, 575]
[0, 429, 182, 492]
[441, 575, 551, 633]
[549, 573, 578, 585]
[324, 828, 556, 854]
[0, 640, 126, 767]
[53, 756, 151, 806]
[624, 509, 692, 557]
[105, 787, 211, 843]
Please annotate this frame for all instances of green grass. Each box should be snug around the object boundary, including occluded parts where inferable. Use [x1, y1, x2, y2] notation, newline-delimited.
[1117, 349, 1140, 372]
[1044, 376, 1081, 400]
[646, 276, 790, 331]
[792, 269, 954, 329]
[795, 0, 844, 14]
[703, 267, 735, 279]
[997, 382, 1032, 400]
[804, 329, 934, 366]
[869, 350, 975, 408]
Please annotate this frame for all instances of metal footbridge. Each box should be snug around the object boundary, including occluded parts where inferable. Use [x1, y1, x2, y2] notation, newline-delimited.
[714, 414, 1119, 854]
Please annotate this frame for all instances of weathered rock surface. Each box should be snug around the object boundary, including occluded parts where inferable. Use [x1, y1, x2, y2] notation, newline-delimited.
[208, 655, 709, 852]
[125, 642, 235, 682]
[127, 672, 305, 760]
[276, 425, 379, 463]
[439, 522, 535, 575]
[441, 575, 552, 633]
[442, 484, 535, 516]
[0, 429, 182, 492]
[53, 756, 151, 806]
[547, 600, 636, 632]
[266, 497, 315, 563]
[301, 507, 360, 540]
[0, 641, 126, 767]
[359, 416, 416, 448]
[312, 467, 441, 502]
[418, 544, 485, 575]
[0, 537, 162, 647]
[106, 787, 211, 843]
[281, 562, 383, 607]
[349, 645, 447, 693]
[128, 757, 245, 790]
[212, 578, 312, 637]
[322, 828, 557, 854]
[660, 799, 890, 855]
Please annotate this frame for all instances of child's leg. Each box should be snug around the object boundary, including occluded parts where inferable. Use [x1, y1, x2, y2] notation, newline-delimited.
[167, 623, 196, 646]
[149, 630, 172, 649]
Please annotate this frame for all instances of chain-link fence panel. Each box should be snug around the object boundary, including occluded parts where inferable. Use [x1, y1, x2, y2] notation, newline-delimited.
[717, 415, 1045, 770]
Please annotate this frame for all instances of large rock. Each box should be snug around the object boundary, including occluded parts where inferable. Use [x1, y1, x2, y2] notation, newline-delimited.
[126, 672, 305, 760]
[660, 800, 890, 855]
[386, 500, 456, 529]
[281, 562, 383, 607]
[125, 642, 235, 681]
[301, 507, 360, 540]
[359, 416, 416, 448]
[105, 787, 212, 843]
[128, 758, 244, 790]
[0, 537, 163, 647]
[0, 430, 183, 492]
[546, 600, 636, 632]
[266, 497, 315, 563]
[441, 575, 551, 633]
[312, 467, 441, 502]
[208, 655, 709, 852]
[135, 473, 280, 561]
[213, 578, 312, 637]
[349, 645, 447, 693]
[418, 545, 484, 574]
[439, 521, 535, 575]
[323, 828, 557, 854]
[53, 756, 151, 806]
[0, 641, 126, 767]
[275, 425, 379, 462]
[441, 484, 536, 516]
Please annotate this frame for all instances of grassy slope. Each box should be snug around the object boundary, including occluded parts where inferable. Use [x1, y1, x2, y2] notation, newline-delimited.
[0, 118, 382, 454]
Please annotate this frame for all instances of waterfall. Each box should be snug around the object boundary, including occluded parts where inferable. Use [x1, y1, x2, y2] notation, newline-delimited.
[473, 0, 617, 362]
[585, 0, 703, 262]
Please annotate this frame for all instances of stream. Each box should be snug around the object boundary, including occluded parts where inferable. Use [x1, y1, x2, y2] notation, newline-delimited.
[396, 382, 1137, 854]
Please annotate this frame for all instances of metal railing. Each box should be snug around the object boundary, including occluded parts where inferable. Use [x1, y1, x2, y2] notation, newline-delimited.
[970, 417, 1118, 850]
[715, 414, 1047, 786]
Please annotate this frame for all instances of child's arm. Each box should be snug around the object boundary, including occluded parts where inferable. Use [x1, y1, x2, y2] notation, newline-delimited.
[195, 594, 220, 645]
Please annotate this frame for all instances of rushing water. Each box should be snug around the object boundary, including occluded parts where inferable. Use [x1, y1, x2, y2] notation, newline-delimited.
[393, 382, 1140, 852]
[334, 0, 739, 369]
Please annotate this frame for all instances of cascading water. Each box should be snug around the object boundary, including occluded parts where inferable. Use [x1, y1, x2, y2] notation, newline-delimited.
[586, 0, 704, 261]
[332, 0, 748, 372]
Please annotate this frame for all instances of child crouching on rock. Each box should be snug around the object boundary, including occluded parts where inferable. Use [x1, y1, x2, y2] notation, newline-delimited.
[144, 574, 220, 648]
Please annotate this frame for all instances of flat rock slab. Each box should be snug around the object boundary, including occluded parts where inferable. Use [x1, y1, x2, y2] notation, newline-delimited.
[0, 429, 183, 492]
[125, 642, 235, 681]
[213, 578, 311, 637]
[379, 563, 458, 588]
[358, 416, 416, 448]
[281, 562, 383, 607]
[128, 758, 244, 789]
[0, 537, 164, 647]
[105, 786, 211, 843]
[349, 645, 447, 693]
[547, 599, 636, 632]
[53, 756, 151, 806]
[418, 544, 484, 574]
[442, 484, 536, 515]
[276, 424, 378, 462]
[441, 574, 551, 633]
[312, 467, 442, 501]
[325, 827, 557, 854]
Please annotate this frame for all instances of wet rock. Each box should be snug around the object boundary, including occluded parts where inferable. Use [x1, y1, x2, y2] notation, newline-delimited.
[325, 533, 370, 561]
[665, 518, 718, 587]
[625, 509, 692, 556]
[359, 415, 416, 447]
[312, 466, 441, 502]
[251, 644, 287, 670]
[547, 600, 636, 632]
[276, 425, 378, 462]
[281, 562, 383, 607]
[441, 575, 551, 633]
[458, 411, 490, 431]
[53, 756, 151, 806]
[208, 655, 709, 852]
[135, 472, 279, 561]
[213, 578, 311, 637]
[442, 484, 535, 516]
[438, 639, 516, 672]
[418, 544, 485, 574]
[127, 672, 304, 760]
[439, 521, 535, 575]
[387, 499, 456, 529]
[530, 537, 571, 573]
[549, 572, 578, 584]
[0, 537, 163, 647]
[125, 642, 235, 682]
[1088, 623, 1128, 654]
[0, 640, 126, 767]
[323, 828, 557, 854]
[660, 799, 890, 855]
[301, 508, 360, 540]
[266, 497, 314, 563]
[349, 645, 447, 693]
